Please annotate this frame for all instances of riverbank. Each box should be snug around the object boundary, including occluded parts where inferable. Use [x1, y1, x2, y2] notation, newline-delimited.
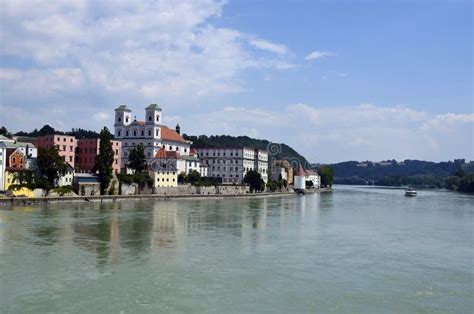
[0, 188, 332, 206]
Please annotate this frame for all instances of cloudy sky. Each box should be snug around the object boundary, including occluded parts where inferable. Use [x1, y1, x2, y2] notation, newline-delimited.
[0, 0, 472, 163]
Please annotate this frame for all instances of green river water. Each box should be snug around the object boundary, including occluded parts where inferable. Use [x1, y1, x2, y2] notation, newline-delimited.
[0, 186, 473, 313]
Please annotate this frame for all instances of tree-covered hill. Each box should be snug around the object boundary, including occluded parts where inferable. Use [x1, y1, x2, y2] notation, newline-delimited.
[331, 159, 474, 192]
[13, 125, 100, 139]
[183, 134, 311, 167]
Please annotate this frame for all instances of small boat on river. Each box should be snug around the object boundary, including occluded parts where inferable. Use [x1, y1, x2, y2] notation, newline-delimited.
[405, 188, 417, 197]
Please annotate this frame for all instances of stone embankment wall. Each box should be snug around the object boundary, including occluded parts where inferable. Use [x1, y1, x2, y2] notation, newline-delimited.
[119, 184, 250, 196]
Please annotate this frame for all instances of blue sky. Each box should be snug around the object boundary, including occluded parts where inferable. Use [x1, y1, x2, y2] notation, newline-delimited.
[0, 0, 472, 162]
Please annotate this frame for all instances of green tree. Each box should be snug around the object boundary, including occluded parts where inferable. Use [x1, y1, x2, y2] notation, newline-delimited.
[94, 127, 115, 195]
[319, 166, 334, 187]
[244, 170, 265, 192]
[185, 170, 201, 185]
[127, 144, 147, 173]
[0, 126, 11, 138]
[37, 146, 68, 189]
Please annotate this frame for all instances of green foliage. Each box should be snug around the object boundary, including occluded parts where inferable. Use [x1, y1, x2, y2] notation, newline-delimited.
[185, 170, 201, 185]
[94, 127, 114, 194]
[14, 125, 100, 139]
[266, 178, 285, 192]
[178, 172, 186, 184]
[457, 174, 474, 193]
[117, 173, 153, 190]
[127, 144, 147, 173]
[0, 126, 11, 138]
[319, 166, 334, 187]
[306, 180, 314, 188]
[52, 185, 73, 196]
[244, 170, 265, 192]
[37, 147, 68, 188]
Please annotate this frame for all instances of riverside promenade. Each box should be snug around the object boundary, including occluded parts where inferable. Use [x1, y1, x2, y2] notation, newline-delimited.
[0, 188, 332, 206]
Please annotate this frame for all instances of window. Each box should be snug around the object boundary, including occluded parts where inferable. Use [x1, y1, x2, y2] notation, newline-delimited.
[62, 145, 66, 151]
[118, 130, 121, 137]
[176, 147, 179, 151]
[184, 148, 187, 153]
[69, 146, 73, 152]
[156, 115, 159, 122]
[141, 130, 144, 136]
[155, 129, 159, 137]
[169, 146, 172, 150]
[115, 149, 118, 155]
[133, 130, 137, 136]
[69, 156, 73, 162]
[148, 130, 151, 136]
[126, 117, 129, 123]
[118, 117, 122, 122]
[63, 138, 66, 142]
[126, 131, 129, 137]
[148, 115, 152, 121]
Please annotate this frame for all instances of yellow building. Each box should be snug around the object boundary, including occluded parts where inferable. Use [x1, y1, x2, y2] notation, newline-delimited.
[152, 170, 178, 188]
[4, 170, 35, 197]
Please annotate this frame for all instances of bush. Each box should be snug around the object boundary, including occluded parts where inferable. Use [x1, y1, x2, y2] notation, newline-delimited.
[53, 185, 73, 196]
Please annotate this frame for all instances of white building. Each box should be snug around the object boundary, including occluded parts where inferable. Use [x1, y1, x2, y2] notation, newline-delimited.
[195, 147, 268, 184]
[57, 164, 75, 187]
[294, 165, 306, 191]
[306, 169, 321, 188]
[114, 104, 191, 170]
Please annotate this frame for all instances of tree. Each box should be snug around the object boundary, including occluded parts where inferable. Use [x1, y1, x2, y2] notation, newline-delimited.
[244, 170, 265, 192]
[185, 170, 201, 185]
[94, 127, 115, 195]
[0, 126, 11, 138]
[319, 166, 334, 187]
[37, 147, 68, 189]
[128, 144, 147, 173]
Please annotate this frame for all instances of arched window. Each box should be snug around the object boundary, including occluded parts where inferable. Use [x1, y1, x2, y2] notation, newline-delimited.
[148, 115, 152, 121]
[156, 115, 160, 122]
[133, 130, 137, 136]
[118, 117, 122, 122]
[118, 130, 121, 137]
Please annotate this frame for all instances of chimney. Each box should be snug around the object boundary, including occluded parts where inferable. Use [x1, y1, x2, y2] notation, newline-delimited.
[176, 124, 181, 135]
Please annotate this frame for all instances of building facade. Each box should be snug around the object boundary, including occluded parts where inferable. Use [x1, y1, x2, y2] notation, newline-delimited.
[150, 149, 179, 188]
[114, 104, 191, 171]
[36, 134, 77, 167]
[195, 147, 268, 184]
[76, 138, 122, 173]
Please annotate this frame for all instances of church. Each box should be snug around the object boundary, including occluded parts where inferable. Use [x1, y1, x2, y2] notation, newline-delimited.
[114, 104, 193, 173]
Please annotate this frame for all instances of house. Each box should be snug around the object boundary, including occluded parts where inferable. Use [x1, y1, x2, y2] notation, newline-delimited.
[195, 147, 268, 184]
[75, 138, 122, 173]
[56, 164, 75, 187]
[150, 148, 179, 188]
[271, 160, 294, 183]
[35, 134, 77, 167]
[114, 104, 192, 171]
[305, 169, 321, 188]
[294, 165, 306, 192]
[73, 173, 100, 196]
[3, 148, 27, 191]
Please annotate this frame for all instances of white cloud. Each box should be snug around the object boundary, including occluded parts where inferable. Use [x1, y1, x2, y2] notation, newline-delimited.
[0, 0, 292, 106]
[249, 38, 288, 55]
[305, 50, 335, 61]
[169, 104, 473, 163]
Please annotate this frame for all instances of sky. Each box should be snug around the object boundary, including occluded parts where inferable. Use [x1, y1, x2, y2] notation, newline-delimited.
[0, 0, 472, 163]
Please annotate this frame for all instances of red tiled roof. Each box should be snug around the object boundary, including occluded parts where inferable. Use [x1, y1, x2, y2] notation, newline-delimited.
[154, 148, 182, 159]
[295, 165, 307, 176]
[161, 126, 188, 143]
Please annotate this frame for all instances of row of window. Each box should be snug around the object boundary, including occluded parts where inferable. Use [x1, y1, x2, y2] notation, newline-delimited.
[117, 129, 159, 138]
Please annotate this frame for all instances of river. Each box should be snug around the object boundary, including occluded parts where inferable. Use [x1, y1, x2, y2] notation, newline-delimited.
[0, 186, 472, 313]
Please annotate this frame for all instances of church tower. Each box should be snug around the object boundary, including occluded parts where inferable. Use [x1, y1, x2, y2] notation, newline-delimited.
[114, 105, 132, 138]
[145, 104, 162, 139]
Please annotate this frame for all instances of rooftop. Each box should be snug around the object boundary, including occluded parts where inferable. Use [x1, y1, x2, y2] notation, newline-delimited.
[146, 104, 162, 111]
[161, 126, 188, 144]
[115, 105, 131, 112]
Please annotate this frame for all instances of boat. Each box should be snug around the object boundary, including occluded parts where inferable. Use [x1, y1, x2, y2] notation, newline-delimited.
[405, 188, 417, 197]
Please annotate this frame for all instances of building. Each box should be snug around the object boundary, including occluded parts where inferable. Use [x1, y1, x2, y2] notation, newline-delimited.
[294, 165, 306, 191]
[35, 134, 77, 167]
[195, 147, 268, 184]
[75, 138, 122, 173]
[3, 148, 27, 191]
[0, 136, 38, 191]
[56, 164, 75, 187]
[271, 160, 294, 184]
[306, 169, 321, 188]
[114, 104, 191, 170]
[150, 149, 179, 188]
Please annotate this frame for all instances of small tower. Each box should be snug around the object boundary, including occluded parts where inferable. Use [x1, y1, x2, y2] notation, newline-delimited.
[115, 105, 132, 126]
[145, 104, 162, 139]
[145, 104, 162, 125]
[175, 123, 181, 135]
[294, 164, 307, 194]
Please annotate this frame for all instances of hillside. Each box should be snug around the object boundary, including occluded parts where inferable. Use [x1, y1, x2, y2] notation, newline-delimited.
[183, 134, 311, 167]
[331, 159, 474, 190]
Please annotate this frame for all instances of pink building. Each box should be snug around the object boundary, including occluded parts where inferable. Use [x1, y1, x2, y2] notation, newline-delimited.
[36, 134, 77, 167]
[76, 139, 122, 174]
